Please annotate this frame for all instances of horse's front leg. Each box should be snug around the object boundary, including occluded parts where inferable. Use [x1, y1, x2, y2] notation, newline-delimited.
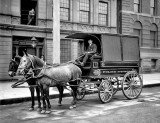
[40, 85, 47, 114]
[45, 86, 51, 114]
[36, 86, 41, 112]
[29, 86, 35, 111]
[69, 82, 77, 109]
[57, 85, 64, 106]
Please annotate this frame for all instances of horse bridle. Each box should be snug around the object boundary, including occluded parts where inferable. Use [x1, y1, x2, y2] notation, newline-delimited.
[17, 55, 35, 76]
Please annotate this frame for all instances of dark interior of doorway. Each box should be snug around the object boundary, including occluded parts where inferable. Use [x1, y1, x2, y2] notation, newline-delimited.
[21, 0, 37, 25]
[18, 47, 36, 57]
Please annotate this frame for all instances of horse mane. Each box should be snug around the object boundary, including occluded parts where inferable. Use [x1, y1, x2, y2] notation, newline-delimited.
[28, 54, 44, 69]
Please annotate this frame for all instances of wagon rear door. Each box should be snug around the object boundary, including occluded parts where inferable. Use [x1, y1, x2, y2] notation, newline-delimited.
[121, 36, 139, 61]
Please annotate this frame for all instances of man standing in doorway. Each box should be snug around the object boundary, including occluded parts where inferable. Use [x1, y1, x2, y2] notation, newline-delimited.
[27, 8, 35, 25]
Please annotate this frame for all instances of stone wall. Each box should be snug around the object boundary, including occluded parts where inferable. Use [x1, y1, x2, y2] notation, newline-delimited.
[121, 0, 160, 73]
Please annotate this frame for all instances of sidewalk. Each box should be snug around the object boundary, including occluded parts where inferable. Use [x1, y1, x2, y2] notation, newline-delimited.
[0, 73, 160, 105]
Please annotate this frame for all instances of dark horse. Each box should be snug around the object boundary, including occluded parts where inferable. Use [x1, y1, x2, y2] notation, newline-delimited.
[17, 52, 82, 114]
[8, 56, 64, 112]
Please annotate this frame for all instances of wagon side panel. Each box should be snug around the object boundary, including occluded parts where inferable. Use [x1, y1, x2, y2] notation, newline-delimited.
[101, 35, 122, 62]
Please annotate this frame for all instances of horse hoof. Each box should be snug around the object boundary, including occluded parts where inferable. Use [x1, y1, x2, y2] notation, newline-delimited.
[29, 107, 34, 111]
[69, 105, 76, 109]
[41, 110, 46, 114]
[37, 108, 42, 112]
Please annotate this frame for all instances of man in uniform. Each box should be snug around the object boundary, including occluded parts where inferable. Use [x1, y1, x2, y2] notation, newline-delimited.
[80, 39, 97, 66]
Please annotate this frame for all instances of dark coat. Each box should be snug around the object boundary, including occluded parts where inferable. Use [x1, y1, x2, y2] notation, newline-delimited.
[87, 43, 97, 53]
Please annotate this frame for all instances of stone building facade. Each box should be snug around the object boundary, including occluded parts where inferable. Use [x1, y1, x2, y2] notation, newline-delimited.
[0, 0, 117, 80]
[120, 0, 160, 72]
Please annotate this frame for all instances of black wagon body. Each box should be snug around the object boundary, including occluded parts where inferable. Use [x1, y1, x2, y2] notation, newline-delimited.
[66, 33, 143, 103]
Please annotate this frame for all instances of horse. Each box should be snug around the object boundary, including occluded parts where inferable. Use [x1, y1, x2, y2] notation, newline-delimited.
[8, 56, 65, 112]
[16, 52, 82, 114]
[8, 56, 42, 111]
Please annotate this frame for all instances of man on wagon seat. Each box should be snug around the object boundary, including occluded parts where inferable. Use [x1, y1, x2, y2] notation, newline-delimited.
[79, 39, 97, 66]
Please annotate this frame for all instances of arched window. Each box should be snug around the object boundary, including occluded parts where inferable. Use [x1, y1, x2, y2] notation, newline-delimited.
[133, 21, 142, 46]
[150, 23, 158, 47]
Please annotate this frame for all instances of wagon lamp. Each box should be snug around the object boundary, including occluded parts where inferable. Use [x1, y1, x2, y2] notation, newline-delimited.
[31, 36, 37, 48]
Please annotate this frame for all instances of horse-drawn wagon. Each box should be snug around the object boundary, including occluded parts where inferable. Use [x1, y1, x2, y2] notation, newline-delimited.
[66, 33, 143, 103]
[9, 32, 143, 113]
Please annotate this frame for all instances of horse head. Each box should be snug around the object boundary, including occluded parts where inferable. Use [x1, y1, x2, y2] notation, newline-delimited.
[8, 56, 21, 77]
[17, 52, 33, 75]
[17, 52, 44, 76]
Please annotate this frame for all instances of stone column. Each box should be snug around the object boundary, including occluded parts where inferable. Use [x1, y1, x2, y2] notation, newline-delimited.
[52, 0, 60, 64]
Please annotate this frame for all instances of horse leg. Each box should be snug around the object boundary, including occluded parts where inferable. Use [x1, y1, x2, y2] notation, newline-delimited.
[40, 85, 47, 114]
[57, 85, 64, 106]
[69, 82, 77, 109]
[45, 86, 51, 114]
[36, 86, 41, 112]
[29, 87, 35, 111]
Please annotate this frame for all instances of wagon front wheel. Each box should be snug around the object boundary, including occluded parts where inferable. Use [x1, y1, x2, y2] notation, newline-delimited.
[76, 80, 86, 100]
[122, 71, 143, 99]
[98, 79, 113, 103]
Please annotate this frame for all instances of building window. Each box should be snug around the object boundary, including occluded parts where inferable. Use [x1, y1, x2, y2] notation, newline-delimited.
[60, 0, 70, 21]
[98, 2, 108, 26]
[150, 0, 156, 15]
[150, 31, 156, 47]
[60, 39, 71, 63]
[150, 24, 158, 47]
[79, 0, 90, 23]
[21, 0, 37, 25]
[133, 21, 142, 46]
[134, 0, 141, 13]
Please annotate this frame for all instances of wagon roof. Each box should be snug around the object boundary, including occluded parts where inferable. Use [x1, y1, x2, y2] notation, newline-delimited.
[65, 32, 139, 39]
[65, 32, 100, 39]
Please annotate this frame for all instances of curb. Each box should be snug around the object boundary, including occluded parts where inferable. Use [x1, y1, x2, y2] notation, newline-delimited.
[0, 83, 160, 105]
[143, 83, 160, 88]
[0, 93, 71, 105]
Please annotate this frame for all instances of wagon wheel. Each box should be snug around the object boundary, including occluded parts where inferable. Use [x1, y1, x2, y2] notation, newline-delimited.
[98, 79, 113, 103]
[122, 71, 143, 99]
[76, 79, 86, 100]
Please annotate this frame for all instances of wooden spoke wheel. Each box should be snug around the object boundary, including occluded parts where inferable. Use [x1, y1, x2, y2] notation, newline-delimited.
[122, 71, 143, 99]
[98, 79, 113, 103]
[76, 80, 86, 100]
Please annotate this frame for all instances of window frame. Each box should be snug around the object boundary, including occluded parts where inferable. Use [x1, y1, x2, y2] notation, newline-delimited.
[134, 0, 141, 13]
[150, 0, 157, 16]
[98, 1, 108, 26]
[60, 0, 70, 21]
[79, 0, 90, 23]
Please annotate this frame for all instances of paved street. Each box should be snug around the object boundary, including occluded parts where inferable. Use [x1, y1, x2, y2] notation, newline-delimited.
[0, 86, 160, 123]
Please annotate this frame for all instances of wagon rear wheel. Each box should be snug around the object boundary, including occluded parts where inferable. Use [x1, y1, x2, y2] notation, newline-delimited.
[98, 79, 113, 103]
[76, 80, 86, 100]
[122, 71, 143, 99]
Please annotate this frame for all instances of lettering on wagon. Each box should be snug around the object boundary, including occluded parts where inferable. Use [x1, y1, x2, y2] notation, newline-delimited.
[101, 70, 129, 74]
